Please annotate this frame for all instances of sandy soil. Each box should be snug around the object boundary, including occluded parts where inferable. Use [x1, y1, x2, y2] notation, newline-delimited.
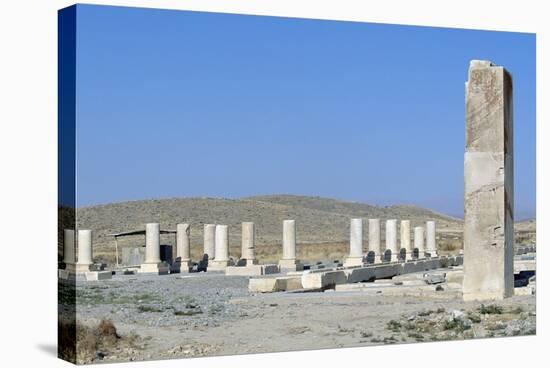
[65, 272, 536, 364]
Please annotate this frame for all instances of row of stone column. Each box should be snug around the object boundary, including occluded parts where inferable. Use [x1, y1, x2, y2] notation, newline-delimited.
[204, 220, 300, 271]
[201, 223, 257, 267]
[345, 218, 438, 266]
[63, 229, 93, 272]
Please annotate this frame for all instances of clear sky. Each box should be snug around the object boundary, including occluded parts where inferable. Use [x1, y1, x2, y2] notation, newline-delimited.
[74, 4, 536, 219]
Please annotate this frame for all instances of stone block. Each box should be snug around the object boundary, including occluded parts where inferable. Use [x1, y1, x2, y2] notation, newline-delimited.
[208, 259, 233, 271]
[343, 256, 364, 268]
[249, 278, 278, 293]
[139, 262, 169, 275]
[301, 270, 348, 289]
[85, 271, 112, 281]
[279, 259, 304, 272]
[225, 264, 279, 276]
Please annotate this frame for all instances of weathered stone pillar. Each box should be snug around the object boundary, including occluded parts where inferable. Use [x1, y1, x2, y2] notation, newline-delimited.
[140, 223, 167, 274]
[177, 223, 191, 261]
[279, 220, 303, 271]
[214, 225, 229, 261]
[174, 223, 191, 272]
[203, 224, 216, 259]
[425, 221, 438, 257]
[400, 220, 412, 260]
[210, 225, 231, 270]
[344, 218, 364, 267]
[414, 226, 425, 259]
[368, 219, 382, 263]
[145, 223, 161, 263]
[463, 60, 514, 301]
[241, 222, 258, 265]
[75, 229, 93, 272]
[385, 219, 398, 262]
[282, 219, 296, 260]
[63, 229, 76, 266]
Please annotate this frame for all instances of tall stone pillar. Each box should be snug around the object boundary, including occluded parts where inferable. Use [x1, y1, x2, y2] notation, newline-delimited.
[425, 221, 438, 257]
[63, 229, 76, 266]
[75, 229, 93, 272]
[210, 225, 231, 270]
[174, 223, 191, 272]
[463, 60, 514, 301]
[344, 218, 364, 267]
[203, 224, 216, 259]
[400, 220, 412, 260]
[241, 222, 258, 265]
[145, 223, 161, 263]
[385, 219, 398, 262]
[368, 219, 382, 263]
[279, 220, 303, 272]
[140, 223, 167, 274]
[414, 226, 425, 259]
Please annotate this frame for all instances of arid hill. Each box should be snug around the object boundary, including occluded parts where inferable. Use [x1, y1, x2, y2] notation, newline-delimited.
[72, 195, 534, 263]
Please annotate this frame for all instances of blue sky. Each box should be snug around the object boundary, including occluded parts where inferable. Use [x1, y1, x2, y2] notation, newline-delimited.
[74, 4, 536, 219]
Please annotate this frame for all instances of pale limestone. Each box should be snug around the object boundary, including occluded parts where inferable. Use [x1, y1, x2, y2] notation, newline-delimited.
[84, 271, 112, 281]
[414, 226, 425, 258]
[385, 219, 398, 262]
[77, 229, 93, 270]
[279, 220, 303, 271]
[426, 221, 437, 257]
[368, 219, 382, 263]
[344, 218, 364, 267]
[400, 220, 412, 259]
[203, 224, 216, 259]
[241, 222, 258, 265]
[144, 223, 161, 264]
[139, 223, 166, 274]
[282, 219, 296, 260]
[174, 223, 192, 273]
[463, 60, 514, 301]
[248, 276, 302, 293]
[210, 225, 231, 270]
[225, 264, 279, 276]
[301, 270, 348, 289]
[176, 223, 191, 262]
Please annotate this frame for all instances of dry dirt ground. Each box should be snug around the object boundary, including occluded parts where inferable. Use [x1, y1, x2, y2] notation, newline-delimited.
[61, 272, 536, 364]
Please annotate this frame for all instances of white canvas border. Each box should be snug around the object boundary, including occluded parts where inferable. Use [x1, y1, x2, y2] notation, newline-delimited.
[0, 1, 546, 367]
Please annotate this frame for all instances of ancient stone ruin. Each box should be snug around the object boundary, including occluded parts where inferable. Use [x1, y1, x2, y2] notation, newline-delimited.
[463, 60, 514, 301]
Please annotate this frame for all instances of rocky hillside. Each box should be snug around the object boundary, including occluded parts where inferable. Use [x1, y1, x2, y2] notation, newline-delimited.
[76, 195, 463, 251]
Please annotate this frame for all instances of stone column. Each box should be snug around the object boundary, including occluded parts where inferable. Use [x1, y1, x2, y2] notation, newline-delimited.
[425, 221, 438, 257]
[400, 220, 412, 260]
[215, 225, 229, 261]
[75, 229, 93, 272]
[63, 229, 75, 266]
[282, 220, 296, 260]
[145, 223, 161, 263]
[368, 219, 382, 263]
[344, 218, 364, 267]
[385, 219, 398, 262]
[175, 223, 191, 272]
[241, 222, 258, 265]
[279, 220, 303, 271]
[140, 223, 167, 274]
[203, 224, 216, 259]
[414, 226, 425, 259]
[463, 60, 514, 301]
[210, 225, 231, 270]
